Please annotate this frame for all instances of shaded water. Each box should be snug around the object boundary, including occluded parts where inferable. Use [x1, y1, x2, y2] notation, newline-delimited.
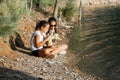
[69, 4, 120, 80]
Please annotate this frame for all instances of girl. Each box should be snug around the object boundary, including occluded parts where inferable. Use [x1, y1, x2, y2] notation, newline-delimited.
[47, 17, 68, 54]
[30, 20, 67, 59]
[46, 17, 58, 46]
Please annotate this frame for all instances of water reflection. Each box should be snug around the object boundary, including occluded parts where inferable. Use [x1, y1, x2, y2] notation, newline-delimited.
[69, 4, 120, 80]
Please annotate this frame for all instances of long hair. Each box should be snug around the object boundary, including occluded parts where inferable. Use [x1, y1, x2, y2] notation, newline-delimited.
[35, 20, 49, 30]
[48, 17, 57, 33]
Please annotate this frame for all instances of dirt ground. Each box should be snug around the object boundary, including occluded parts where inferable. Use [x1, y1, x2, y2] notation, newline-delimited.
[0, 10, 101, 80]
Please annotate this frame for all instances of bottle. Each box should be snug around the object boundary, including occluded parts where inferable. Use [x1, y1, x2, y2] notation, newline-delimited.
[47, 39, 52, 46]
[54, 33, 58, 39]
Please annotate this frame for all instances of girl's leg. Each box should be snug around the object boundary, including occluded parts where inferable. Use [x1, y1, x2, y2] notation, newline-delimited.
[51, 44, 68, 55]
[38, 48, 55, 59]
[37, 44, 68, 59]
[37, 49, 46, 57]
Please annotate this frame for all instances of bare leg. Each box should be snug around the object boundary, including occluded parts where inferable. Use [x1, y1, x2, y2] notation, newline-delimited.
[37, 48, 54, 59]
[37, 44, 68, 59]
[51, 44, 68, 55]
[44, 48, 55, 59]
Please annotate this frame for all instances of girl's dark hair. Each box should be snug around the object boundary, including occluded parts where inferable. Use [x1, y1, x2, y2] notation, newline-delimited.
[48, 17, 57, 33]
[35, 20, 49, 30]
[48, 17, 57, 23]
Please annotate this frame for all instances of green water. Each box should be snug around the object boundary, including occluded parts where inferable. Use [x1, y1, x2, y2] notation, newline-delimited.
[69, 4, 120, 80]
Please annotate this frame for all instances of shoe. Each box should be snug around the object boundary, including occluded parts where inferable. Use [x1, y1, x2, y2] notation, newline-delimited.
[59, 50, 67, 55]
[55, 55, 57, 58]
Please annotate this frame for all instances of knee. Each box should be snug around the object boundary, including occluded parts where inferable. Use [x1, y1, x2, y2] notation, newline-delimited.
[63, 44, 68, 49]
[44, 50, 49, 55]
[44, 50, 51, 58]
[44, 49, 55, 59]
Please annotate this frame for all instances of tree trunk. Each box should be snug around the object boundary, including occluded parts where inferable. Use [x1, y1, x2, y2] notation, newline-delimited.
[79, 0, 82, 22]
[53, 0, 59, 19]
[37, 0, 42, 10]
[79, 0, 82, 34]
[30, 0, 33, 10]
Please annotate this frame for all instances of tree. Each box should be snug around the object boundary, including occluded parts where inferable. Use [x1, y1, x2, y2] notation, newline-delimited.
[53, 0, 59, 19]
[79, 0, 82, 22]
[0, 0, 30, 36]
[30, 0, 33, 10]
[37, 0, 42, 11]
[78, 0, 82, 33]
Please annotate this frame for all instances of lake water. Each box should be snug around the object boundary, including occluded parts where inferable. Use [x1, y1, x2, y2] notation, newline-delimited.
[69, 4, 120, 80]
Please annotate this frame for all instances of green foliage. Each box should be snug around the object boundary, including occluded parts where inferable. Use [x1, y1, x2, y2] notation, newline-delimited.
[62, 1, 76, 21]
[32, 0, 38, 7]
[41, 0, 55, 7]
[32, 0, 55, 8]
[0, 0, 30, 36]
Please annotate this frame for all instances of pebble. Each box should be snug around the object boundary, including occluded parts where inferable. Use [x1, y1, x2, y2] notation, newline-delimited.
[63, 67, 68, 71]
[0, 52, 97, 80]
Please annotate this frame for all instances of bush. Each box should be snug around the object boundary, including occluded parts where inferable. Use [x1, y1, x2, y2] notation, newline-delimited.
[62, 1, 76, 21]
[31, 0, 55, 8]
[0, 0, 30, 36]
[41, 0, 55, 7]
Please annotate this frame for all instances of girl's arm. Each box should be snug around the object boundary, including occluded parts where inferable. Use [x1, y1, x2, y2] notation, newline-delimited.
[35, 35, 50, 48]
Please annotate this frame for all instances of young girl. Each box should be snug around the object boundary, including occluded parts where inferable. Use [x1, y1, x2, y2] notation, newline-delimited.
[47, 17, 68, 54]
[46, 17, 58, 46]
[30, 20, 67, 59]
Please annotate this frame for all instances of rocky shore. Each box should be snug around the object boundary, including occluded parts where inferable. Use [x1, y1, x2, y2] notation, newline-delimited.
[0, 17, 100, 80]
[76, 0, 120, 5]
[0, 49, 100, 80]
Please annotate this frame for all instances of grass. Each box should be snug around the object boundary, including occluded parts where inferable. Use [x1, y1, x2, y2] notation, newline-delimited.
[41, 0, 55, 7]
[62, 1, 76, 21]
[0, 0, 31, 36]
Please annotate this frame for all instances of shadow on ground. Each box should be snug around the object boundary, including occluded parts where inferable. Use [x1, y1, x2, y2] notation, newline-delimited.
[0, 67, 43, 80]
[9, 32, 31, 55]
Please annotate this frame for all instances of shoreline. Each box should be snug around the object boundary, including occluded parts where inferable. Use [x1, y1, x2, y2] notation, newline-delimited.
[0, 21, 99, 80]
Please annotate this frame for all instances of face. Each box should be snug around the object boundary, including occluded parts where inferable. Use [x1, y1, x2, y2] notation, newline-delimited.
[41, 24, 50, 33]
[50, 21, 56, 30]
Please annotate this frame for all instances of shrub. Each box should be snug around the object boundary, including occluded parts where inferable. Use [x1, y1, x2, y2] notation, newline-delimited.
[62, 1, 76, 21]
[31, 0, 55, 8]
[0, 0, 30, 36]
[41, 0, 55, 7]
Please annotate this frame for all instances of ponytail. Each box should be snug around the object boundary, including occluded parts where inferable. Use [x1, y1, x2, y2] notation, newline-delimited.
[35, 20, 49, 30]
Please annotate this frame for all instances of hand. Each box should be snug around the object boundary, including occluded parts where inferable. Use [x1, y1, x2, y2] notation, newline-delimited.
[49, 28, 54, 35]
[52, 39, 56, 43]
[54, 33, 58, 39]
[45, 35, 51, 42]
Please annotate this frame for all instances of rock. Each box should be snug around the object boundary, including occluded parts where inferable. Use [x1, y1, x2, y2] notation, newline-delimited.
[37, 77, 43, 80]
[14, 58, 20, 61]
[3, 62, 8, 66]
[0, 58, 5, 62]
[56, 76, 63, 80]
[75, 77, 84, 80]
[63, 67, 68, 71]
[13, 74, 22, 79]
[65, 25, 74, 29]
[41, 67, 47, 73]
